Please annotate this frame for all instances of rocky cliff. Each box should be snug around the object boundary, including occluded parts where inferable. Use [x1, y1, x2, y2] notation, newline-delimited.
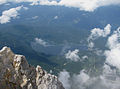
[0, 47, 65, 89]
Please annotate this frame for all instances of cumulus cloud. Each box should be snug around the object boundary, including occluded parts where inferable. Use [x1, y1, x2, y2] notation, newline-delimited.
[72, 70, 90, 89]
[87, 25, 120, 69]
[0, 6, 26, 24]
[32, 0, 120, 12]
[23, 6, 29, 10]
[65, 49, 80, 62]
[59, 25, 120, 89]
[0, 0, 31, 5]
[105, 27, 120, 69]
[82, 55, 88, 60]
[58, 70, 71, 89]
[88, 41, 94, 49]
[32, 16, 39, 19]
[58, 0, 120, 11]
[59, 64, 120, 89]
[94, 49, 103, 56]
[1, 0, 120, 12]
[0, 0, 6, 5]
[88, 24, 111, 49]
[35, 38, 48, 47]
[54, 16, 58, 19]
[89, 24, 111, 39]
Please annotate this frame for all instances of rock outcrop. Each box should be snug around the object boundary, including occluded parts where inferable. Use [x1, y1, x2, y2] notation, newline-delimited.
[0, 47, 65, 89]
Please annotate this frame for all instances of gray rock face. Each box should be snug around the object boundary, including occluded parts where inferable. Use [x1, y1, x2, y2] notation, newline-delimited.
[0, 47, 65, 89]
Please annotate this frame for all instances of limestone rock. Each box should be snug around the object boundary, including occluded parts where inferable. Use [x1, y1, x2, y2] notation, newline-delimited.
[0, 47, 65, 89]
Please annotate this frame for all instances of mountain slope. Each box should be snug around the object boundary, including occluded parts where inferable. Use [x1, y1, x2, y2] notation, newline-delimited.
[0, 46, 64, 89]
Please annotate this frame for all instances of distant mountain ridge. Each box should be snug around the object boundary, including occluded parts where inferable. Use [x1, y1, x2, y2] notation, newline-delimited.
[0, 46, 64, 89]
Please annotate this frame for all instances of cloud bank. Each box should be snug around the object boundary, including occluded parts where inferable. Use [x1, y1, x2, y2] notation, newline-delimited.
[1, 0, 120, 11]
[59, 64, 120, 89]
[0, 5, 27, 24]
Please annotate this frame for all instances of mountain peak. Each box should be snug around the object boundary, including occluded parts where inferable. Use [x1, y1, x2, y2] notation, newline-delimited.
[0, 46, 64, 89]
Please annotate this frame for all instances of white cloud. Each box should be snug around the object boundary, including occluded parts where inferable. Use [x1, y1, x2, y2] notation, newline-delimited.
[72, 70, 90, 86]
[0, 6, 26, 24]
[35, 38, 48, 47]
[54, 16, 58, 19]
[0, 0, 6, 5]
[82, 55, 88, 60]
[94, 49, 103, 56]
[59, 64, 120, 89]
[87, 25, 120, 69]
[59, 25, 120, 89]
[1, 0, 120, 12]
[58, 70, 71, 89]
[89, 24, 111, 40]
[105, 27, 120, 69]
[23, 6, 29, 10]
[58, 0, 120, 11]
[32, 16, 39, 19]
[88, 41, 94, 49]
[38, 0, 58, 6]
[65, 49, 80, 62]
[36, 0, 120, 12]
[88, 24, 111, 49]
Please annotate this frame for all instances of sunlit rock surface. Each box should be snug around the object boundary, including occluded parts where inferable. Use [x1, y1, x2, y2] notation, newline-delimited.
[0, 47, 64, 89]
